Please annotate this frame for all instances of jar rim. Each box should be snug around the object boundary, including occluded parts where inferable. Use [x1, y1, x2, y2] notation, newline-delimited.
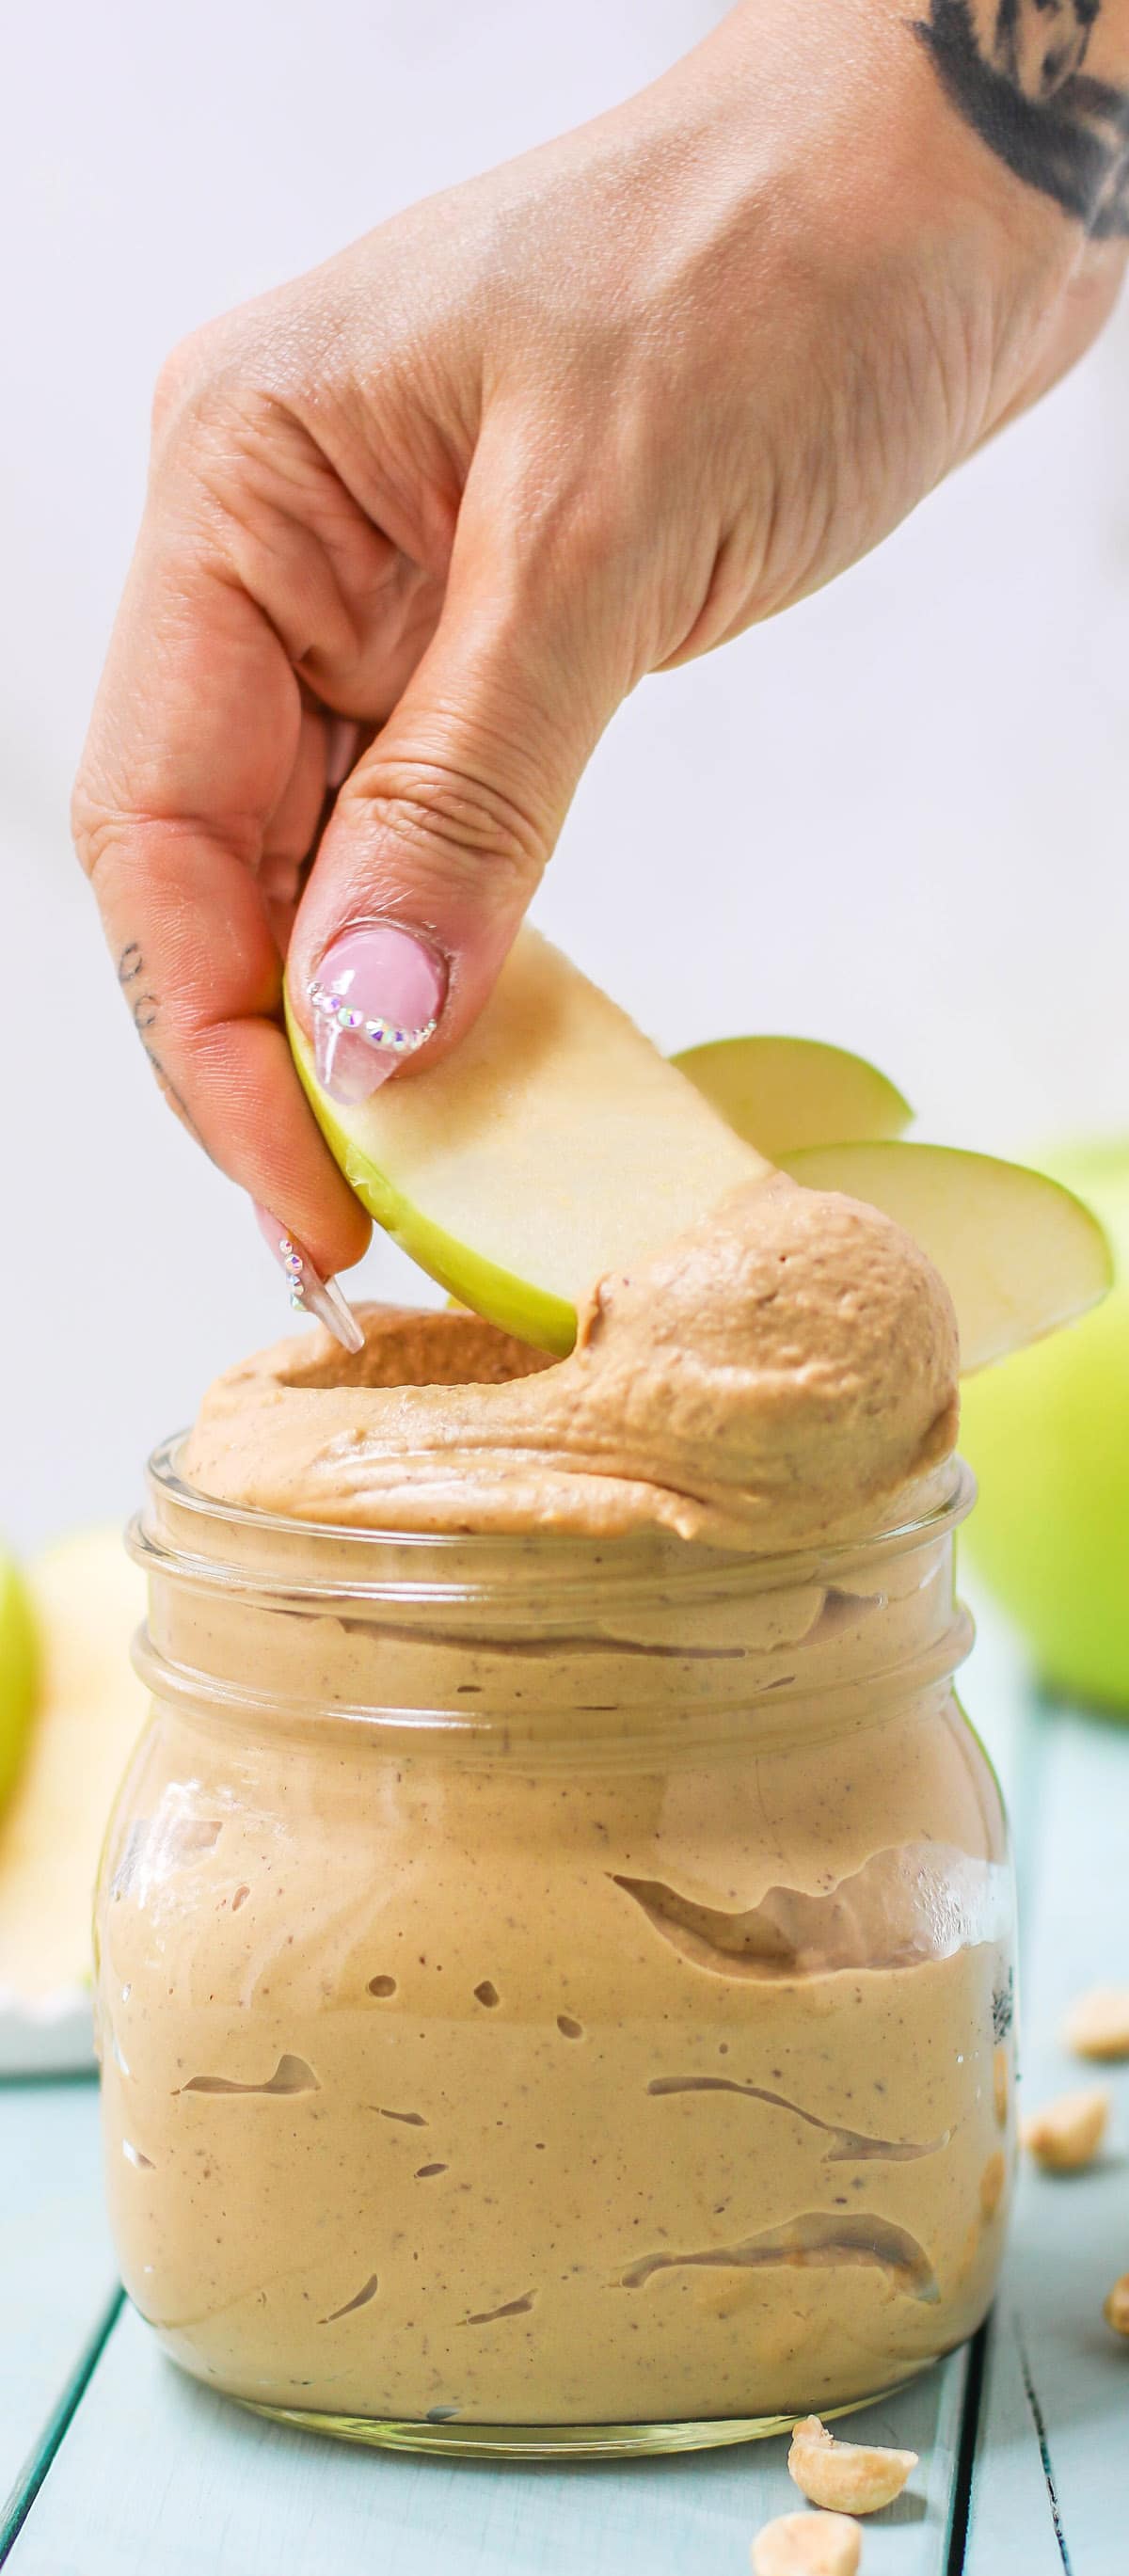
[132, 1433, 976, 1609]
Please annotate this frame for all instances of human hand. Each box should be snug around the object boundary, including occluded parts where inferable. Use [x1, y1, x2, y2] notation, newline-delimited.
[73, 0, 1126, 1324]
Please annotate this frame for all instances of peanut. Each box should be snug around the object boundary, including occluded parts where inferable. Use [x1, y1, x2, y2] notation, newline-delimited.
[1063, 1986, 1129, 2061]
[1103, 2273, 1129, 2338]
[787, 2416, 917, 2515]
[752, 2511, 861, 2576]
[1023, 2087, 1109, 2172]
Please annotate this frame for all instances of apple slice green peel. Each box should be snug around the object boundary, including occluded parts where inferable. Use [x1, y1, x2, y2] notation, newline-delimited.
[673, 1035, 911, 1156]
[779, 1140, 1111, 1373]
[288, 930, 768, 1357]
[0, 1545, 39, 1814]
[288, 927, 1110, 1369]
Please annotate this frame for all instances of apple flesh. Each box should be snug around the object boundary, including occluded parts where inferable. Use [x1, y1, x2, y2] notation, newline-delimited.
[779, 1139, 1111, 1375]
[0, 1547, 39, 1815]
[289, 928, 767, 1355]
[0, 1528, 147, 1998]
[291, 930, 1111, 1374]
[674, 1036, 911, 1155]
[960, 1143, 1129, 1709]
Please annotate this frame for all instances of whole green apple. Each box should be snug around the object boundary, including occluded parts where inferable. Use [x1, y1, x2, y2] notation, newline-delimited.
[0, 1544, 40, 1809]
[960, 1141, 1129, 1709]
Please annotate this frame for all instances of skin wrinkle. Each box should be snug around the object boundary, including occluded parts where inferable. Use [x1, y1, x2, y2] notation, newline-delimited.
[114, 939, 203, 1143]
[193, 406, 426, 684]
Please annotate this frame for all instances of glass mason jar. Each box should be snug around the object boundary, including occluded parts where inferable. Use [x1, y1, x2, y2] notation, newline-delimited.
[94, 1439, 1014, 2459]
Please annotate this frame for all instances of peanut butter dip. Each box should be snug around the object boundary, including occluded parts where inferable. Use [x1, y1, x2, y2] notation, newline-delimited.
[96, 1175, 1014, 2434]
[184, 1175, 960, 1548]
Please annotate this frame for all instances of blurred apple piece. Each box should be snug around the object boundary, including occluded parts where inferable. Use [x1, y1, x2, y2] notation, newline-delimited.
[0, 1545, 39, 1816]
[674, 1036, 911, 1155]
[0, 1527, 147, 1999]
[780, 1140, 1111, 1374]
[960, 1142, 1129, 1708]
[288, 927, 766, 1356]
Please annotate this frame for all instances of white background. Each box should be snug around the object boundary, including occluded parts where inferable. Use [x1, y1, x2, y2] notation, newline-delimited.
[2, 0, 1127, 1549]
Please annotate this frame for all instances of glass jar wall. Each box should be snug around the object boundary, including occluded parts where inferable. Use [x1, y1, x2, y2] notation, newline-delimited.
[94, 1441, 1013, 2457]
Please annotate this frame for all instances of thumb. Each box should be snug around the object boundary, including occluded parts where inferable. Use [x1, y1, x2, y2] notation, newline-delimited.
[289, 503, 622, 1106]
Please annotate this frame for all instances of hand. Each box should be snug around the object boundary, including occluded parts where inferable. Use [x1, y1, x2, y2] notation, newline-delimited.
[73, 0, 1126, 1308]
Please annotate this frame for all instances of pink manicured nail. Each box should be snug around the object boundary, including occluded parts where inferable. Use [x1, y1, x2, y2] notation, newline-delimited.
[308, 922, 446, 1105]
[254, 1206, 364, 1355]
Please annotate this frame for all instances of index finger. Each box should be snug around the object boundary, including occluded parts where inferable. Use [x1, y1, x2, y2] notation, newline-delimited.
[73, 507, 372, 1278]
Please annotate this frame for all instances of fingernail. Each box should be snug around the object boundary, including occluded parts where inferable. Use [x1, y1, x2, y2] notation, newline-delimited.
[255, 1206, 365, 1356]
[308, 922, 446, 1105]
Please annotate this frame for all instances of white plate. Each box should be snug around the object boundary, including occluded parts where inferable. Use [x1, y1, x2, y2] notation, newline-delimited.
[0, 1984, 95, 2076]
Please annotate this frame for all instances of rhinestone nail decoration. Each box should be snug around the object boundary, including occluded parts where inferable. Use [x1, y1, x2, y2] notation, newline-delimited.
[309, 983, 437, 1057]
[278, 1236, 308, 1314]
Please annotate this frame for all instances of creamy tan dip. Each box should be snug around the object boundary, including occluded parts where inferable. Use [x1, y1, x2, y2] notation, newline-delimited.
[184, 1175, 960, 1548]
[96, 1178, 1012, 2431]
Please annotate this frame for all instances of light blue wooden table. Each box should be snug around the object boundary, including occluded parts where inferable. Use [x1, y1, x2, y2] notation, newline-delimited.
[2, 1606, 1125, 2576]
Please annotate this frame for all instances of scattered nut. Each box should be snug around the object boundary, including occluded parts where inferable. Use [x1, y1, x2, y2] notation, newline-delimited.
[1103, 2273, 1129, 2338]
[1023, 2087, 1110, 2172]
[752, 2510, 861, 2576]
[787, 2415, 917, 2515]
[979, 2149, 1008, 2218]
[1063, 1986, 1129, 2061]
[993, 2044, 1010, 2128]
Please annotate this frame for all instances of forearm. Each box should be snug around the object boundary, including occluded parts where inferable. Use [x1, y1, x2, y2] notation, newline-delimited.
[916, 0, 1129, 236]
[676, 0, 1128, 233]
[642, 0, 1126, 468]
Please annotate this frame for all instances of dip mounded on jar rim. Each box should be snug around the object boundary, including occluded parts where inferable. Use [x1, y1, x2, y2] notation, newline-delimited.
[95, 1302, 1013, 2456]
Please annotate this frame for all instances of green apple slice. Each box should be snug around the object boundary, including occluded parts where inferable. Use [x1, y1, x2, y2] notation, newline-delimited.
[0, 1546, 39, 1814]
[0, 1528, 148, 2000]
[288, 929, 767, 1355]
[674, 1036, 912, 1155]
[780, 1140, 1112, 1373]
[958, 1143, 1129, 1706]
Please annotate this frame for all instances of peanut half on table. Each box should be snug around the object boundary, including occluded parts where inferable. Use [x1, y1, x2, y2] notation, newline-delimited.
[787, 2417, 918, 2515]
[1023, 2087, 1110, 2172]
[751, 2511, 861, 2576]
[1104, 2275, 1129, 2338]
[1063, 1987, 1129, 2060]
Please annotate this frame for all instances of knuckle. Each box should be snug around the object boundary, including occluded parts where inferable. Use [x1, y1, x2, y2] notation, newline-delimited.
[71, 782, 119, 889]
[345, 758, 548, 896]
[151, 293, 330, 467]
[70, 790, 156, 898]
[151, 321, 231, 441]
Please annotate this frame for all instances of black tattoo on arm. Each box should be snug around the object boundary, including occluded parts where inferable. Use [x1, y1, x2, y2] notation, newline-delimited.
[916, 1, 1129, 233]
[117, 942, 204, 1145]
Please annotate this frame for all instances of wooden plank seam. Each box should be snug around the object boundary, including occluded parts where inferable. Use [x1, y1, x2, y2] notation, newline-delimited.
[0, 2289, 123, 2568]
[1012, 2314, 1074, 2576]
[943, 2320, 988, 2576]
